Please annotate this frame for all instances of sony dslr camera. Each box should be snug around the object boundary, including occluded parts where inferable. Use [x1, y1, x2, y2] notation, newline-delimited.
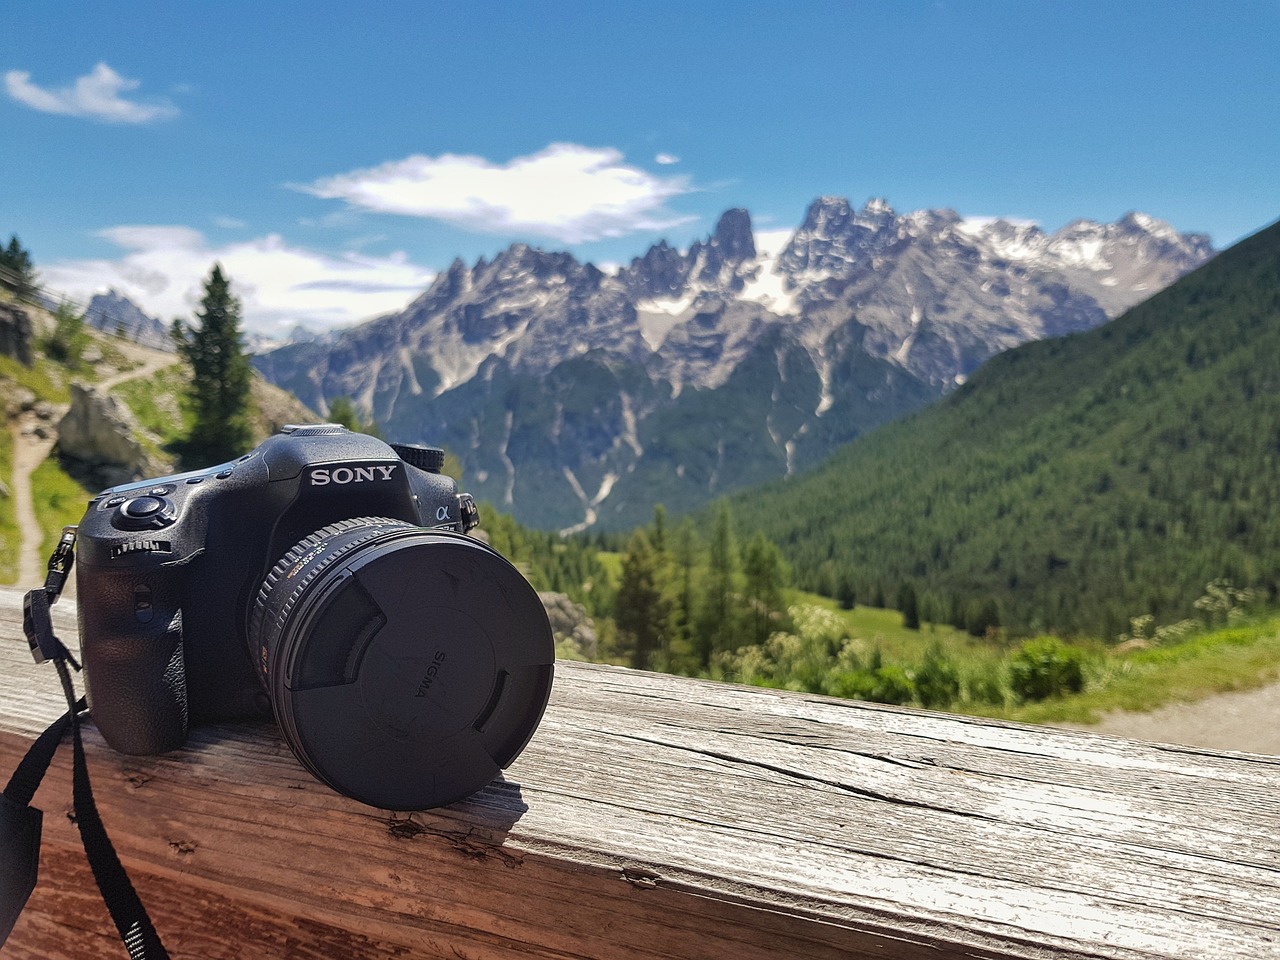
[73, 425, 554, 810]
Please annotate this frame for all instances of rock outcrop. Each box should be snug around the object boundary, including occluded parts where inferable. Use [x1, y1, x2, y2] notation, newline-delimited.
[56, 382, 173, 489]
[539, 591, 599, 660]
[0, 302, 34, 366]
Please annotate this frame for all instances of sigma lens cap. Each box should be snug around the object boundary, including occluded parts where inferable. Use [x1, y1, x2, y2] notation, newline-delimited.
[272, 530, 554, 810]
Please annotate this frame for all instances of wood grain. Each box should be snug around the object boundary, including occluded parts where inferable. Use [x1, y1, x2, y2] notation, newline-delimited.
[2, 586, 1278, 959]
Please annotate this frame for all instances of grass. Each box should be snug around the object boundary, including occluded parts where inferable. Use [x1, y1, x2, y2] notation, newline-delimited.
[0, 354, 72, 405]
[791, 589, 990, 660]
[110, 363, 190, 461]
[791, 589, 1280, 726]
[31, 457, 94, 562]
[996, 618, 1280, 725]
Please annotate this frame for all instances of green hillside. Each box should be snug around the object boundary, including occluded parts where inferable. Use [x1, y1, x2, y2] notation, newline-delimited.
[727, 217, 1280, 638]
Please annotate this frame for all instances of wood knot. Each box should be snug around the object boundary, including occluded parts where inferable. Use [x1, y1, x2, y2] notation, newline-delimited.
[622, 868, 661, 889]
[387, 817, 428, 840]
[124, 772, 151, 790]
[168, 839, 197, 857]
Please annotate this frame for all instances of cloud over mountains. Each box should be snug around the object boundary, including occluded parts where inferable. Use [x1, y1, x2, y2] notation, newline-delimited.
[300, 143, 696, 243]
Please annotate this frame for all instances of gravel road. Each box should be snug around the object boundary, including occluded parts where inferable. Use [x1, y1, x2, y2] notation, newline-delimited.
[1060, 682, 1280, 755]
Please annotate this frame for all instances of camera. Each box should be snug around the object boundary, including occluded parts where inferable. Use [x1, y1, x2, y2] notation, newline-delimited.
[73, 425, 554, 810]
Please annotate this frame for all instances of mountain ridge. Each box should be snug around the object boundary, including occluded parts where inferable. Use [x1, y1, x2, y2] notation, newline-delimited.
[252, 197, 1213, 530]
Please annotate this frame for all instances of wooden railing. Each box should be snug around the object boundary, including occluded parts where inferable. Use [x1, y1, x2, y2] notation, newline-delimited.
[2, 585, 1278, 959]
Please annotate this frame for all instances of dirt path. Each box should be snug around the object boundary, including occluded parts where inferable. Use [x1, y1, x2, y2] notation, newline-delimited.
[1057, 682, 1280, 755]
[11, 423, 58, 587]
[11, 341, 176, 590]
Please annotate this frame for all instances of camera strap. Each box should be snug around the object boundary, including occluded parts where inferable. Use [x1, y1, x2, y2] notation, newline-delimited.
[2, 529, 170, 958]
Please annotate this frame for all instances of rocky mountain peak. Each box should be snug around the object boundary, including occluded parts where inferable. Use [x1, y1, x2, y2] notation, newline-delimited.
[85, 289, 173, 351]
[254, 196, 1216, 532]
[710, 208, 756, 261]
[686, 208, 757, 291]
[779, 195, 902, 279]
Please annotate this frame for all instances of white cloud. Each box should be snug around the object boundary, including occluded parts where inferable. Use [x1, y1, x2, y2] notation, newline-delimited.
[300, 143, 696, 244]
[4, 62, 179, 124]
[213, 215, 248, 229]
[654, 153, 680, 165]
[41, 226, 436, 335]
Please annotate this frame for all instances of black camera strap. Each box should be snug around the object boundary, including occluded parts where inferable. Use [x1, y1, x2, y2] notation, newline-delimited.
[2, 529, 170, 958]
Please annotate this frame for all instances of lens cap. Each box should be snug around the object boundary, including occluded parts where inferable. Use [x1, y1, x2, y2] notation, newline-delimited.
[257, 522, 554, 810]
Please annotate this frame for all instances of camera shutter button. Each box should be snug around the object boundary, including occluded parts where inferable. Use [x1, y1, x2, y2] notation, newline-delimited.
[123, 496, 164, 518]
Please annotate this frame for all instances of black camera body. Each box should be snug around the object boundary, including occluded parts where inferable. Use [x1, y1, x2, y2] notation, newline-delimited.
[75, 425, 554, 810]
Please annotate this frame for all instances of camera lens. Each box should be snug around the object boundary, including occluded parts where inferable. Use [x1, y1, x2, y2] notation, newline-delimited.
[249, 517, 554, 810]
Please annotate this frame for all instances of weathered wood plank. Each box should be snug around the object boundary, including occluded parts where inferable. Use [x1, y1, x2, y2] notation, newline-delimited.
[2, 586, 1278, 959]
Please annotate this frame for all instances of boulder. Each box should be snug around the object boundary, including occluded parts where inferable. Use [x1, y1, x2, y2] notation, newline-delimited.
[0, 302, 34, 365]
[539, 591, 599, 660]
[56, 382, 173, 489]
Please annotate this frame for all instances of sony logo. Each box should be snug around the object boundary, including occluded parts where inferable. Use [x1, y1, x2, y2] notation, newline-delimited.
[309, 464, 398, 486]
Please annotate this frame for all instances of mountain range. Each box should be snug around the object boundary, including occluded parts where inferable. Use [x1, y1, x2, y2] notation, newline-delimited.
[252, 197, 1213, 531]
[84, 289, 173, 351]
[725, 216, 1280, 636]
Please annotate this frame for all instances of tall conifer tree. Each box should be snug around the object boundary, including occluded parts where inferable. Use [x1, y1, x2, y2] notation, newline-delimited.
[696, 502, 740, 666]
[615, 530, 669, 670]
[174, 264, 253, 464]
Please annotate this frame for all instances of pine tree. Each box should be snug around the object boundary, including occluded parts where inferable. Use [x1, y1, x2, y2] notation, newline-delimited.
[695, 501, 740, 666]
[0, 235, 37, 298]
[667, 518, 700, 673]
[615, 530, 669, 670]
[898, 582, 920, 630]
[174, 264, 253, 464]
[327, 395, 382, 437]
[741, 532, 788, 645]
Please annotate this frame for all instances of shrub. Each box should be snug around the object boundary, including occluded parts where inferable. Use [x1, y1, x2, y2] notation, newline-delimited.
[43, 305, 90, 368]
[1008, 637, 1086, 702]
[822, 664, 914, 705]
[914, 644, 961, 708]
[867, 665, 915, 705]
[966, 665, 1007, 706]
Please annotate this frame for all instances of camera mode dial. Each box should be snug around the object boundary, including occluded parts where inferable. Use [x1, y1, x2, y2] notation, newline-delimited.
[111, 494, 177, 531]
[390, 443, 445, 473]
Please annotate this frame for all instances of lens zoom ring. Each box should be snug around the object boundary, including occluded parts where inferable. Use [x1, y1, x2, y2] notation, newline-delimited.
[251, 517, 410, 674]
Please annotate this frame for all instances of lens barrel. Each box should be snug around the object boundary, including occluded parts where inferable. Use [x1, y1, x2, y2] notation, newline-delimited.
[250, 517, 554, 810]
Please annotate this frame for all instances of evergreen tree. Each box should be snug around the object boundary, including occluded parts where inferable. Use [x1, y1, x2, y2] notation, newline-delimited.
[667, 518, 700, 673]
[174, 264, 253, 464]
[327, 395, 382, 437]
[836, 576, 857, 611]
[741, 532, 788, 645]
[695, 501, 740, 666]
[43, 304, 89, 368]
[0, 235, 37, 298]
[615, 530, 669, 670]
[897, 582, 920, 630]
[651, 503, 668, 557]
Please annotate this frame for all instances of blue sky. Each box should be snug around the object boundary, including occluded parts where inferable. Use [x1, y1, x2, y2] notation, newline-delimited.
[3, 1, 1277, 335]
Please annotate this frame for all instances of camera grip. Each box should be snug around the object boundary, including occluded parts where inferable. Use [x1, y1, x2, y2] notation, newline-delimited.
[77, 571, 188, 756]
